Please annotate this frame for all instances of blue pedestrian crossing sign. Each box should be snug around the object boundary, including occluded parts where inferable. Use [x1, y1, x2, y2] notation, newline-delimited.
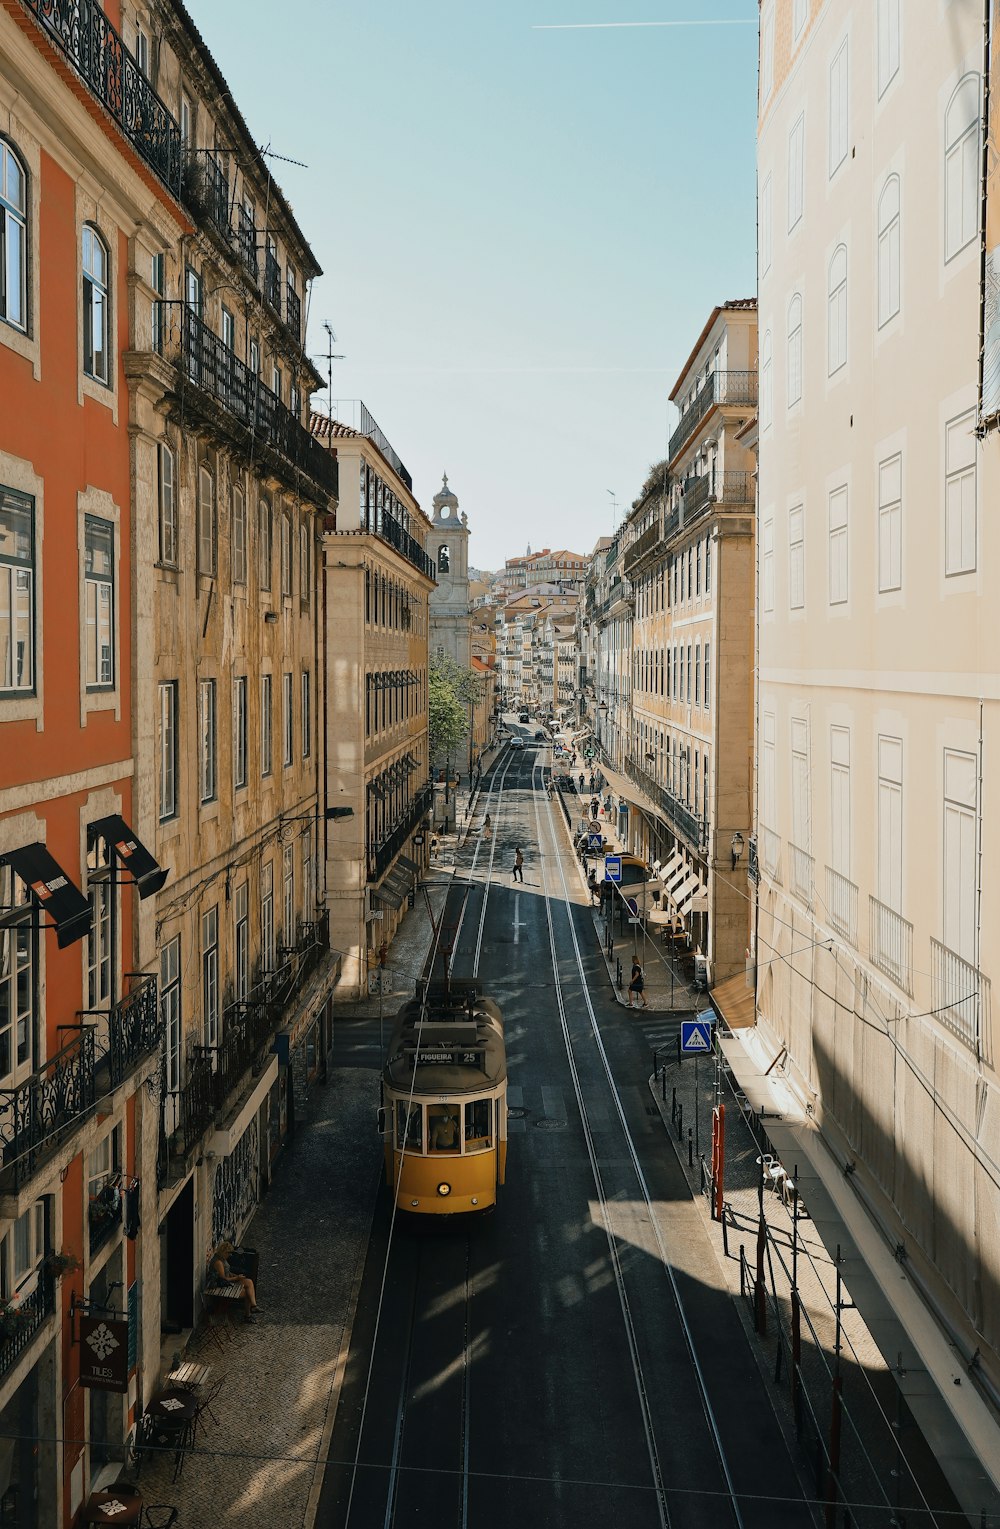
[680, 1016, 713, 1055]
[604, 854, 622, 883]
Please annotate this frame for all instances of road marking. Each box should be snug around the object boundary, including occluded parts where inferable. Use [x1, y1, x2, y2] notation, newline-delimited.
[513, 892, 527, 944]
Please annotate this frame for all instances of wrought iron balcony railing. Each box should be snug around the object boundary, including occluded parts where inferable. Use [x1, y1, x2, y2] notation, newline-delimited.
[623, 757, 707, 851]
[623, 520, 662, 577]
[88, 1172, 124, 1257]
[107, 974, 160, 1088]
[0, 1266, 55, 1381]
[369, 783, 433, 882]
[264, 251, 282, 315]
[178, 307, 338, 500]
[680, 474, 711, 520]
[788, 842, 815, 908]
[375, 510, 437, 582]
[0, 1028, 96, 1191]
[716, 470, 753, 505]
[235, 204, 258, 283]
[825, 866, 858, 945]
[286, 284, 301, 343]
[21, 0, 182, 195]
[869, 896, 913, 995]
[931, 939, 989, 1055]
[183, 152, 232, 247]
[668, 369, 758, 463]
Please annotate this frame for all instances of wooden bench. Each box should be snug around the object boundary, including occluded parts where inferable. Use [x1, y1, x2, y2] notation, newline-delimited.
[166, 1361, 211, 1391]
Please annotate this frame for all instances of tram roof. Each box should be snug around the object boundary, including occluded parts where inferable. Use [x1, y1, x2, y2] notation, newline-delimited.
[384, 987, 506, 1092]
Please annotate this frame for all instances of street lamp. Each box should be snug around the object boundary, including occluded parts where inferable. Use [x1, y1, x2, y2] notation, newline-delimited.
[731, 831, 745, 871]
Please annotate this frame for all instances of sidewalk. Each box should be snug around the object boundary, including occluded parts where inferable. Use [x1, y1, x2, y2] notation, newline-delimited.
[651, 1039, 1000, 1528]
[138, 891, 446, 1528]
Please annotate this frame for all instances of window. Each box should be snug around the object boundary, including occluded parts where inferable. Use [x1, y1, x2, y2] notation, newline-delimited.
[134, 23, 149, 76]
[234, 881, 249, 1002]
[179, 93, 192, 145]
[302, 671, 311, 758]
[202, 906, 218, 1047]
[0, 863, 36, 1078]
[302, 827, 313, 918]
[84, 516, 114, 689]
[943, 750, 977, 962]
[221, 306, 235, 352]
[82, 225, 110, 384]
[760, 174, 772, 276]
[199, 679, 217, 802]
[0, 487, 34, 693]
[686, 643, 692, 702]
[161, 936, 181, 1095]
[788, 114, 805, 231]
[158, 680, 177, 820]
[283, 844, 294, 943]
[761, 331, 773, 429]
[877, 176, 901, 327]
[762, 518, 774, 613]
[830, 726, 851, 878]
[233, 675, 247, 789]
[877, 0, 900, 98]
[695, 643, 701, 706]
[878, 453, 902, 592]
[829, 39, 849, 177]
[232, 483, 247, 584]
[150, 251, 164, 353]
[258, 498, 272, 590]
[10, 1201, 45, 1286]
[945, 76, 980, 262]
[261, 674, 273, 776]
[705, 534, 711, 592]
[828, 486, 848, 604]
[761, 3, 774, 102]
[158, 444, 176, 565]
[299, 522, 310, 603]
[828, 245, 848, 374]
[260, 861, 274, 973]
[280, 512, 292, 596]
[1, 141, 28, 331]
[791, 717, 811, 854]
[877, 735, 903, 915]
[789, 505, 805, 609]
[945, 411, 977, 575]
[438, 544, 450, 574]
[762, 712, 776, 846]
[792, 0, 808, 41]
[283, 672, 293, 767]
[704, 643, 711, 710]
[198, 465, 216, 576]
[787, 293, 803, 406]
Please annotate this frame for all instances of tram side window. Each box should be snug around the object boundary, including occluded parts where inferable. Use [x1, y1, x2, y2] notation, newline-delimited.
[396, 1102, 423, 1151]
[464, 1099, 492, 1147]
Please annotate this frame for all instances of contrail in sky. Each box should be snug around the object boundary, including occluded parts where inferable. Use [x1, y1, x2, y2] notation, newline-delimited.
[532, 19, 756, 29]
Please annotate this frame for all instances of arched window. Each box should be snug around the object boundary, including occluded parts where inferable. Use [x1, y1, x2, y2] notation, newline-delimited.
[197, 465, 215, 576]
[438, 543, 450, 574]
[828, 244, 848, 374]
[787, 293, 803, 405]
[82, 224, 110, 383]
[761, 330, 773, 429]
[877, 176, 901, 326]
[0, 141, 27, 331]
[945, 75, 980, 261]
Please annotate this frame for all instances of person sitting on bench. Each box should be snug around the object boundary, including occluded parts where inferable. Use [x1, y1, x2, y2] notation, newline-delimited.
[209, 1241, 259, 1317]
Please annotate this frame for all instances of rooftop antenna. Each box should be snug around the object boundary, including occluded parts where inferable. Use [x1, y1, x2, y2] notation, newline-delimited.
[606, 488, 618, 525]
[312, 322, 345, 421]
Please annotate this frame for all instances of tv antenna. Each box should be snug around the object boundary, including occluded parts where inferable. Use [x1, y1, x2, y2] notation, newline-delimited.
[312, 322, 345, 421]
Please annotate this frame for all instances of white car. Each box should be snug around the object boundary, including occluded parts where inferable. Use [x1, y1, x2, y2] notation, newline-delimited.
[509, 737, 524, 749]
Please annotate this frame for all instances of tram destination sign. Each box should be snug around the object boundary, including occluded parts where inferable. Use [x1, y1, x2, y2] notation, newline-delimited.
[409, 1046, 484, 1068]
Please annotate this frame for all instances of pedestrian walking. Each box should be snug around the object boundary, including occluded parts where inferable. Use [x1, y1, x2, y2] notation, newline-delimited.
[483, 814, 492, 839]
[628, 959, 648, 1009]
[578, 773, 585, 790]
[512, 846, 524, 882]
[587, 867, 599, 905]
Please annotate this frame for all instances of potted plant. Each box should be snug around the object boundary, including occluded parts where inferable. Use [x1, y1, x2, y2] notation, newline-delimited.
[45, 1250, 81, 1278]
[0, 1300, 32, 1343]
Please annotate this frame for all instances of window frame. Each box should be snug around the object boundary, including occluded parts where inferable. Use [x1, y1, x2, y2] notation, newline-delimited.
[877, 176, 901, 328]
[158, 679, 178, 821]
[828, 485, 849, 606]
[0, 485, 35, 696]
[828, 245, 848, 375]
[877, 452, 903, 593]
[944, 410, 977, 576]
[161, 935, 181, 1093]
[199, 677, 217, 804]
[787, 293, 803, 407]
[197, 464, 216, 577]
[0, 863, 38, 1083]
[0, 139, 28, 333]
[944, 75, 981, 264]
[283, 671, 294, 768]
[84, 514, 115, 691]
[82, 223, 111, 386]
[202, 905, 219, 1048]
[158, 443, 176, 566]
[261, 673, 273, 777]
[829, 38, 849, 179]
[233, 674, 248, 790]
[232, 482, 247, 585]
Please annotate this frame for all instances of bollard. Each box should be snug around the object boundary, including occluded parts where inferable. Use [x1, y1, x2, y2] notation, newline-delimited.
[688, 1127, 693, 1167]
[616, 957, 622, 989]
[653, 1049, 659, 1079]
[661, 1067, 666, 1103]
[676, 1102, 683, 1142]
[676, 1033, 681, 1067]
[671, 1086, 677, 1121]
[722, 1205, 730, 1258]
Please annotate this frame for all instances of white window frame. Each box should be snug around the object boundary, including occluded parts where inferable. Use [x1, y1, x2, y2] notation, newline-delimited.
[760, 173, 773, 275]
[942, 749, 977, 963]
[232, 482, 247, 585]
[829, 39, 849, 179]
[828, 486, 848, 605]
[84, 514, 115, 690]
[788, 113, 805, 232]
[302, 670, 311, 758]
[202, 905, 219, 1047]
[198, 464, 216, 577]
[945, 410, 977, 576]
[233, 675, 247, 789]
[234, 881, 249, 1002]
[792, 0, 808, 43]
[878, 452, 902, 593]
[161, 935, 181, 1093]
[283, 671, 294, 768]
[945, 75, 980, 263]
[1, 140, 28, 332]
[158, 443, 176, 566]
[876, 0, 900, 98]
[0, 485, 34, 694]
[762, 517, 774, 613]
[261, 673, 273, 776]
[199, 678, 217, 804]
[787, 293, 803, 406]
[82, 223, 110, 385]
[761, 330, 773, 430]
[788, 504, 805, 610]
[158, 679, 177, 820]
[828, 244, 848, 375]
[877, 176, 901, 328]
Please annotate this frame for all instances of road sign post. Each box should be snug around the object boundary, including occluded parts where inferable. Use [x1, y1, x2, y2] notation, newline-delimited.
[604, 854, 622, 883]
[680, 1015, 713, 1055]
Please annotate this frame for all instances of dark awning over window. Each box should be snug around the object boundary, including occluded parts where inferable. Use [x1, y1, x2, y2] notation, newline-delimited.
[89, 815, 168, 899]
[395, 854, 421, 877]
[1, 842, 92, 949]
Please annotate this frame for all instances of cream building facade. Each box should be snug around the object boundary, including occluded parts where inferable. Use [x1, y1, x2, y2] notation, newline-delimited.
[314, 412, 434, 999]
[755, 0, 1000, 1410]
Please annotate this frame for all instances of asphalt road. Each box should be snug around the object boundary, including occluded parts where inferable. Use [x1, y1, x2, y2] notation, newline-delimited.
[317, 743, 816, 1529]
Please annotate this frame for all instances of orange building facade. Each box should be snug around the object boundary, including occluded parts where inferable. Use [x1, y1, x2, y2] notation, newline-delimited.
[0, 0, 180, 1518]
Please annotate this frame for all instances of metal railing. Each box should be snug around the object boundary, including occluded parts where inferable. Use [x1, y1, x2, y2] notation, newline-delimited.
[264, 250, 282, 314]
[0, 1266, 55, 1381]
[88, 1172, 124, 1257]
[788, 842, 814, 907]
[623, 520, 662, 576]
[0, 1028, 96, 1190]
[825, 866, 858, 945]
[624, 757, 707, 850]
[680, 475, 710, 519]
[107, 974, 160, 1088]
[760, 825, 782, 883]
[286, 284, 301, 343]
[668, 369, 758, 463]
[369, 783, 433, 881]
[178, 307, 338, 499]
[376, 510, 436, 582]
[931, 938, 989, 1054]
[333, 400, 413, 490]
[716, 469, 752, 504]
[21, 0, 182, 195]
[184, 152, 232, 246]
[869, 896, 913, 995]
[235, 203, 258, 282]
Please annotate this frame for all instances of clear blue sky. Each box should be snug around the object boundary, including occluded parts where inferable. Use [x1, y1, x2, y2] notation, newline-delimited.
[195, 2, 758, 569]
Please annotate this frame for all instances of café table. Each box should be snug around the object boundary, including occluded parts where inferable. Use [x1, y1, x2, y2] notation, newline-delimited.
[147, 1387, 199, 1480]
[81, 1488, 143, 1525]
[165, 1359, 211, 1391]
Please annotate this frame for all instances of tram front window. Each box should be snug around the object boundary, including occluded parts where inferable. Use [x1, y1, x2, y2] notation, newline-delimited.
[429, 1108, 460, 1151]
[396, 1102, 423, 1151]
[465, 1099, 492, 1148]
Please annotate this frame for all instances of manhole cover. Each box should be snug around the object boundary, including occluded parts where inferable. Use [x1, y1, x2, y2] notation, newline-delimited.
[507, 1107, 527, 1120]
[534, 1117, 565, 1131]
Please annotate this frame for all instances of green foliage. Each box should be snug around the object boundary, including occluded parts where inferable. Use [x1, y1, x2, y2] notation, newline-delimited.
[428, 652, 484, 762]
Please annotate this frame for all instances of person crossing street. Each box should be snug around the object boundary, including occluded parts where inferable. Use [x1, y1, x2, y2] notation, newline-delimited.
[512, 846, 525, 882]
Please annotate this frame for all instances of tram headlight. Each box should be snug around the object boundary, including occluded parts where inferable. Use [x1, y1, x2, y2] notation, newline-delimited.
[436, 1182, 452, 1197]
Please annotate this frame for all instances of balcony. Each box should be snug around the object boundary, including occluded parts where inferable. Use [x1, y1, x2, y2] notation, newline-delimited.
[177, 307, 338, 502]
[788, 842, 814, 907]
[825, 866, 858, 945]
[680, 475, 711, 520]
[376, 510, 437, 583]
[286, 284, 301, 344]
[0, 1028, 96, 1193]
[668, 369, 758, 464]
[623, 520, 662, 577]
[88, 1172, 124, 1258]
[264, 250, 282, 315]
[869, 896, 913, 995]
[715, 469, 753, 505]
[235, 203, 258, 282]
[0, 1266, 55, 1382]
[369, 783, 433, 882]
[760, 825, 782, 883]
[624, 758, 707, 850]
[184, 152, 232, 248]
[21, 0, 182, 196]
[931, 939, 990, 1055]
[332, 400, 413, 491]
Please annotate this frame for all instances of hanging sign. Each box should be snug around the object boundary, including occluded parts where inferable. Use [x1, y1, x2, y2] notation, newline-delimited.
[79, 1313, 129, 1393]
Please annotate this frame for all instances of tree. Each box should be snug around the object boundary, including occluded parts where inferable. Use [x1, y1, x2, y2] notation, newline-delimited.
[428, 652, 483, 765]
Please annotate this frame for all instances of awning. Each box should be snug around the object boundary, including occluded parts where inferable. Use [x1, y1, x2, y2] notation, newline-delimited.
[709, 970, 756, 1030]
[598, 763, 660, 822]
[666, 860, 691, 895]
[658, 849, 684, 884]
[395, 854, 421, 877]
[671, 872, 701, 915]
[372, 885, 405, 910]
[690, 892, 709, 914]
[89, 814, 168, 899]
[1, 842, 92, 948]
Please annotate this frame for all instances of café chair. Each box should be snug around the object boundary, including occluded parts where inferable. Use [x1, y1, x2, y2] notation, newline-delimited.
[142, 1510, 178, 1529]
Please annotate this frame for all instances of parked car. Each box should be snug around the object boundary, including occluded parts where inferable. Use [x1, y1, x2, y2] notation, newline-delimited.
[509, 737, 524, 749]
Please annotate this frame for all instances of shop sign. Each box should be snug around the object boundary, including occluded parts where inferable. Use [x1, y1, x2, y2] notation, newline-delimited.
[79, 1314, 129, 1393]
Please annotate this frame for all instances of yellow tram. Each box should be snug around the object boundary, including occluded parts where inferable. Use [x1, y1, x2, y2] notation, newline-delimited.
[380, 979, 507, 1214]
